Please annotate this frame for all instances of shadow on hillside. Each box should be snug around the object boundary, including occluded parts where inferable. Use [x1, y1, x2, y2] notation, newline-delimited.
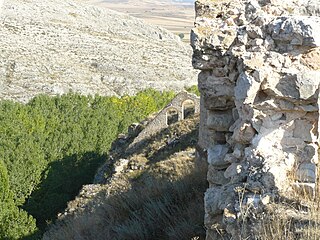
[22, 152, 107, 238]
[25, 117, 201, 239]
[43, 157, 208, 240]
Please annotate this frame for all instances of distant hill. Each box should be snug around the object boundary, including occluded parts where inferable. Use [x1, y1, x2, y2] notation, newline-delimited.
[79, 0, 195, 42]
[0, 0, 198, 102]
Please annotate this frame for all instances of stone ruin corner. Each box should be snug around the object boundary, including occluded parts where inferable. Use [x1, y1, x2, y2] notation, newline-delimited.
[191, 0, 320, 238]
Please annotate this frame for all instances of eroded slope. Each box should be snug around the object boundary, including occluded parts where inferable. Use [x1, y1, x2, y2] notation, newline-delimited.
[0, 0, 198, 102]
[43, 115, 207, 240]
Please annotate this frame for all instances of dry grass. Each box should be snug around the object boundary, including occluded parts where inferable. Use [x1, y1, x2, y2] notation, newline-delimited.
[43, 116, 207, 240]
[44, 157, 207, 240]
[233, 170, 320, 240]
[252, 203, 320, 240]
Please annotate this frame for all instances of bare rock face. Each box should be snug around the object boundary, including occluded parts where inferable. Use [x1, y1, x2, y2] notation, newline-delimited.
[192, 0, 320, 238]
[0, 0, 198, 102]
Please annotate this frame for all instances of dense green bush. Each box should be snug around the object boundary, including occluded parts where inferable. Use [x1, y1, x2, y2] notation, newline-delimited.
[0, 203, 37, 240]
[0, 160, 9, 202]
[0, 89, 175, 239]
[0, 160, 37, 239]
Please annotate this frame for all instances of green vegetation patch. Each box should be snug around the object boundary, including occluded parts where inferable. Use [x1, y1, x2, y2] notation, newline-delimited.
[0, 89, 174, 239]
[185, 85, 200, 96]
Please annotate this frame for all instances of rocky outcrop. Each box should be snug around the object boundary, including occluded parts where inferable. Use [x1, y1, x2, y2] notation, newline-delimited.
[192, 0, 320, 238]
[0, 0, 198, 102]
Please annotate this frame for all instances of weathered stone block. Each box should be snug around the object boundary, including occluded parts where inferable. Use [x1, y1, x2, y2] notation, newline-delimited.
[235, 72, 261, 103]
[204, 186, 235, 217]
[207, 110, 234, 131]
[262, 71, 320, 102]
[198, 72, 235, 96]
[268, 16, 320, 47]
[281, 137, 306, 148]
[208, 165, 230, 185]
[203, 94, 235, 110]
[192, 52, 229, 70]
[293, 119, 317, 142]
[300, 144, 318, 164]
[204, 187, 224, 216]
[231, 121, 256, 144]
[296, 162, 316, 183]
[207, 144, 230, 168]
[224, 153, 238, 163]
[198, 71, 236, 110]
[213, 131, 228, 144]
[224, 163, 243, 179]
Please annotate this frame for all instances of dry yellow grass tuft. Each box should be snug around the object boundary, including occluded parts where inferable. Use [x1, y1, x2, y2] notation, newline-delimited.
[232, 163, 320, 240]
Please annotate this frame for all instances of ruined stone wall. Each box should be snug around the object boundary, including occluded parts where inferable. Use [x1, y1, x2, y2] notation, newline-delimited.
[130, 91, 200, 148]
[191, 0, 320, 238]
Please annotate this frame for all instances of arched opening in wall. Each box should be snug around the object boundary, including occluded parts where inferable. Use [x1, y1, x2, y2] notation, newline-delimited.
[166, 108, 179, 126]
[182, 99, 195, 119]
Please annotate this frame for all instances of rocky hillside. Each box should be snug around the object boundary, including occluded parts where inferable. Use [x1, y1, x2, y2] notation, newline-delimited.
[0, 0, 198, 102]
[82, 0, 195, 42]
[42, 114, 207, 240]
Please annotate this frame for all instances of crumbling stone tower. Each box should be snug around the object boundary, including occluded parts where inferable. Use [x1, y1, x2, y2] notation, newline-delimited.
[191, 0, 320, 239]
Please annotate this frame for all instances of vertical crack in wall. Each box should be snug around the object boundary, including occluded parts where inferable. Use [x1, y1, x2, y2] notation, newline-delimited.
[192, 0, 320, 238]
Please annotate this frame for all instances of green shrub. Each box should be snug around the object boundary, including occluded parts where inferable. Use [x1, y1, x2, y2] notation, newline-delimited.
[0, 203, 37, 240]
[0, 160, 37, 240]
[0, 89, 175, 238]
[0, 160, 9, 202]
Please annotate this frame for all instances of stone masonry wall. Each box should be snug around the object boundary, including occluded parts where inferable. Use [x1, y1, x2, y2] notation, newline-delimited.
[191, 0, 320, 239]
[130, 91, 200, 148]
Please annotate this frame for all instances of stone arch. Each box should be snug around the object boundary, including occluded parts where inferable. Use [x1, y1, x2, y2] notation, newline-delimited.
[182, 99, 195, 120]
[166, 107, 179, 126]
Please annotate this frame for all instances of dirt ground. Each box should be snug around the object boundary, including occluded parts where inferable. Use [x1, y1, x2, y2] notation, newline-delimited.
[83, 0, 195, 42]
